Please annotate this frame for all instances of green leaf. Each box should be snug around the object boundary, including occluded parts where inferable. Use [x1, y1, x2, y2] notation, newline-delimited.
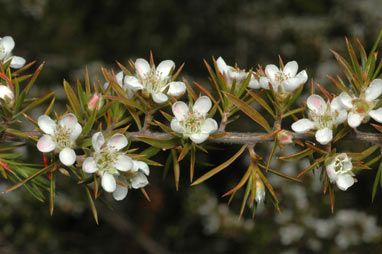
[371, 160, 382, 202]
[15, 91, 55, 118]
[247, 89, 275, 119]
[136, 135, 179, 149]
[80, 106, 97, 137]
[278, 148, 314, 161]
[50, 171, 56, 216]
[85, 186, 99, 224]
[171, 149, 180, 191]
[63, 80, 82, 119]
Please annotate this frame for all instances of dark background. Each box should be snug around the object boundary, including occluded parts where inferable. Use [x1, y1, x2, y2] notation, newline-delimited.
[1, 0, 382, 253]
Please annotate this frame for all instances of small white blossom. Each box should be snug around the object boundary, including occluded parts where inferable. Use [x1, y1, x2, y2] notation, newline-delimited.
[292, 94, 347, 145]
[0, 85, 14, 105]
[124, 58, 186, 103]
[216, 56, 260, 89]
[260, 60, 308, 93]
[36, 113, 82, 166]
[326, 153, 356, 191]
[171, 96, 218, 144]
[339, 79, 382, 128]
[0, 36, 26, 69]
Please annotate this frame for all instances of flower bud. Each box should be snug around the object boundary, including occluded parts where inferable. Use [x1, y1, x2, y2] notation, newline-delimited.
[0, 85, 14, 107]
[255, 178, 265, 203]
[277, 130, 293, 145]
[87, 93, 103, 112]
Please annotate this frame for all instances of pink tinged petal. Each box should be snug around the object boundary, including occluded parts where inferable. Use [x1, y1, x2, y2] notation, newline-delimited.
[107, 133, 128, 151]
[307, 94, 327, 114]
[315, 127, 333, 145]
[334, 110, 348, 125]
[59, 147, 76, 166]
[248, 76, 260, 89]
[339, 92, 353, 109]
[124, 76, 143, 91]
[369, 108, 382, 123]
[216, 57, 229, 74]
[365, 79, 382, 101]
[347, 112, 364, 128]
[167, 81, 186, 97]
[113, 184, 128, 201]
[59, 113, 78, 130]
[283, 61, 298, 77]
[326, 163, 338, 182]
[172, 101, 189, 121]
[291, 119, 315, 133]
[171, 119, 185, 133]
[193, 96, 212, 116]
[37, 135, 56, 152]
[152, 92, 168, 104]
[0, 85, 14, 100]
[92, 132, 105, 152]
[82, 157, 98, 173]
[9, 56, 25, 69]
[115, 155, 133, 172]
[1, 36, 15, 53]
[38, 115, 56, 135]
[201, 118, 218, 134]
[156, 60, 175, 79]
[101, 172, 116, 192]
[264, 64, 279, 81]
[70, 123, 82, 140]
[336, 174, 355, 191]
[115, 71, 124, 86]
[190, 133, 209, 144]
[131, 172, 149, 189]
[259, 77, 270, 89]
[135, 58, 150, 77]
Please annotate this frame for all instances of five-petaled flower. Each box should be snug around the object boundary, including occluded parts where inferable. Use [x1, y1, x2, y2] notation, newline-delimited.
[0, 36, 26, 69]
[339, 79, 382, 128]
[37, 113, 82, 166]
[216, 56, 260, 89]
[124, 58, 186, 103]
[171, 96, 218, 144]
[260, 60, 308, 93]
[291, 94, 347, 145]
[326, 153, 356, 191]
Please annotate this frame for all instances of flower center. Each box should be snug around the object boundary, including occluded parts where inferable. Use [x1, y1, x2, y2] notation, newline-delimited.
[309, 105, 336, 129]
[352, 99, 371, 115]
[140, 67, 169, 94]
[274, 71, 291, 85]
[53, 125, 73, 150]
[94, 147, 120, 175]
[180, 111, 204, 137]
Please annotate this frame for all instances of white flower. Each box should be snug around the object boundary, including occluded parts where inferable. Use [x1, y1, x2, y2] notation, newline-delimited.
[216, 56, 260, 89]
[261, 60, 308, 93]
[104, 71, 134, 98]
[326, 153, 356, 191]
[0, 85, 14, 105]
[124, 58, 186, 103]
[36, 113, 82, 166]
[171, 96, 218, 144]
[0, 36, 26, 69]
[292, 94, 347, 145]
[339, 79, 382, 128]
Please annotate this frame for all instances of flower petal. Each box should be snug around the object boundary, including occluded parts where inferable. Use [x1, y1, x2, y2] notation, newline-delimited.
[156, 60, 175, 79]
[347, 112, 364, 128]
[248, 76, 260, 89]
[132, 160, 150, 175]
[365, 79, 382, 101]
[151, 92, 168, 104]
[135, 58, 150, 77]
[339, 92, 353, 109]
[38, 115, 56, 135]
[315, 127, 333, 145]
[264, 64, 279, 81]
[107, 133, 128, 151]
[102, 172, 116, 192]
[0, 85, 14, 100]
[259, 77, 270, 89]
[37, 135, 56, 152]
[70, 123, 82, 140]
[201, 118, 218, 134]
[283, 61, 298, 77]
[216, 57, 228, 74]
[9, 56, 26, 69]
[115, 71, 124, 86]
[307, 94, 327, 114]
[82, 157, 98, 173]
[172, 101, 189, 121]
[336, 174, 355, 191]
[58, 113, 78, 130]
[113, 184, 128, 201]
[193, 96, 212, 116]
[0, 36, 15, 53]
[115, 155, 133, 172]
[92, 132, 105, 152]
[167, 82, 186, 97]
[330, 96, 344, 112]
[291, 119, 315, 133]
[369, 108, 382, 123]
[131, 172, 149, 189]
[334, 110, 348, 125]
[171, 119, 185, 133]
[59, 147, 76, 166]
[190, 133, 209, 144]
[326, 162, 338, 183]
[124, 76, 143, 91]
